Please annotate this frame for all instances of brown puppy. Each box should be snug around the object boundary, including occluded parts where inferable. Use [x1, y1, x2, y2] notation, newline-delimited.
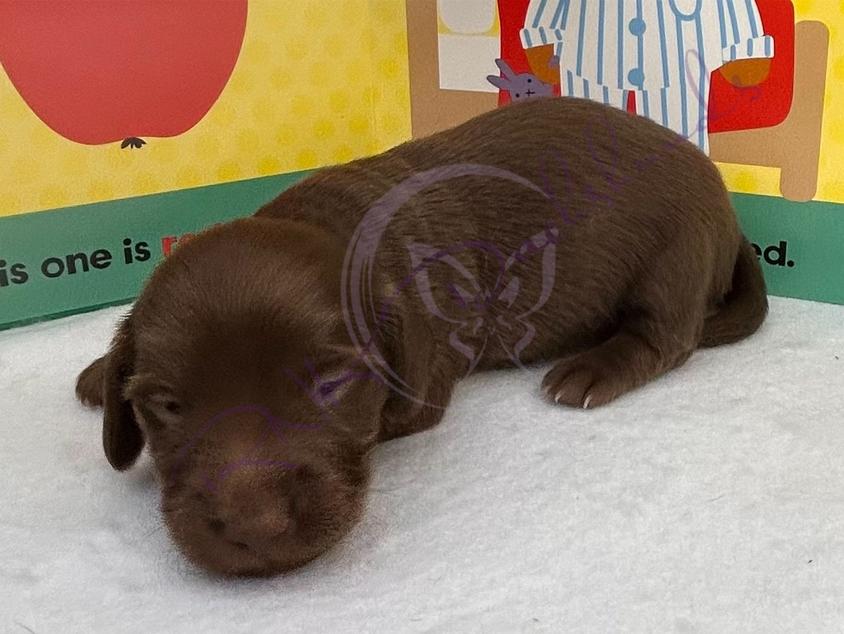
[76, 97, 767, 576]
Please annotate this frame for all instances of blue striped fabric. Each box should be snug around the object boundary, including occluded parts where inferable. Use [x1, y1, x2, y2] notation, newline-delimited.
[518, 0, 775, 155]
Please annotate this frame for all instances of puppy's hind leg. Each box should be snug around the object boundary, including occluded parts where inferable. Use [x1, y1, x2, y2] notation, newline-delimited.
[542, 242, 710, 409]
[76, 355, 107, 408]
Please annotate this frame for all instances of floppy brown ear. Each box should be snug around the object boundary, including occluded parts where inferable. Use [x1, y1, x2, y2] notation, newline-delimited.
[76, 355, 107, 407]
[101, 312, 144, 471]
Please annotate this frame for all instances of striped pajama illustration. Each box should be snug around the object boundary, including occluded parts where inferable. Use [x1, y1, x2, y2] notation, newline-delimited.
[521, 0, 774, 153]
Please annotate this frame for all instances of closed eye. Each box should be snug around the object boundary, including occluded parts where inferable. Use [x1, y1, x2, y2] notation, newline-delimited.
[124, 375, 183, 426]
[312, 371, 358, 406]
[317, 379, 345, 397]
[139, 393, 183, 427]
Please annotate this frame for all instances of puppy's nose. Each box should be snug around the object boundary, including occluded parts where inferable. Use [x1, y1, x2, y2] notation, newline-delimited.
[224, 500, 291, 551]
[213, 467, 294, 549]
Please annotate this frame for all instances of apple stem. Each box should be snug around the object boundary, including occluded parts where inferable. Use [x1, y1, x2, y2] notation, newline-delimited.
[121, 137, 147, 149]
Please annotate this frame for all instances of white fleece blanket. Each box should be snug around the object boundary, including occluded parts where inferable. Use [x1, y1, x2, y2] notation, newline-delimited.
[2, 297, 843, 633]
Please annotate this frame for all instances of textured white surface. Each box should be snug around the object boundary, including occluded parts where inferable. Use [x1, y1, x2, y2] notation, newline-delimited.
[1, 297, 843, 634]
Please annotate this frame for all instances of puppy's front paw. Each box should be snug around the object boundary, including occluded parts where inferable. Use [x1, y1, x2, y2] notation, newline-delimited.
[541, 353, 624, 409]
[76, 356, 107, 408]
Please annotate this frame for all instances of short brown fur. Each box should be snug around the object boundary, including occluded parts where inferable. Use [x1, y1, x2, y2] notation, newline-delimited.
[76, 97, 767, 576]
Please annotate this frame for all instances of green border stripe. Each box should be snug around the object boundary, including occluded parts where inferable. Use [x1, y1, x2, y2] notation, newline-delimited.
[732, 192, 844, 306]
[0, 171, 313, 330]
[1, 179, 842, 331]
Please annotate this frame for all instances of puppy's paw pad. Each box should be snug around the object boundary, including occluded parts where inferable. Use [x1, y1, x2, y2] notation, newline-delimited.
[542, 363, 595, 408]
[541, 357, 623, 409]
[76, 356, 106, 408]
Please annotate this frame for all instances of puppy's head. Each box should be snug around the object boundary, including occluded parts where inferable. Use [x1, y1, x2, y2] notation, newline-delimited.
[97, 218, 388, 575]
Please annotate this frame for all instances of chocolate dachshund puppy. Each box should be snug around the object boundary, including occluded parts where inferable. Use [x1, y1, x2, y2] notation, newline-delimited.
[76, 97, 767, 576]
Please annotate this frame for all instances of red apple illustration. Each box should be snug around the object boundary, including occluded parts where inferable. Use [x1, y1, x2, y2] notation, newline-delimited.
[0, 0, 248, 148]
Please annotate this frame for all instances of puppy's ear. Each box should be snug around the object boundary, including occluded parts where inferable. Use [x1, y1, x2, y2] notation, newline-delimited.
[76, 355, 107, 407]
[102, 313, 144, 471]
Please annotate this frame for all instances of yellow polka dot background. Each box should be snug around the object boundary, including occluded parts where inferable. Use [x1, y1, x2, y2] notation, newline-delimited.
[1, 0, 843, 217]
[0, 0, 412, 217]
[716, 0, 844, 203]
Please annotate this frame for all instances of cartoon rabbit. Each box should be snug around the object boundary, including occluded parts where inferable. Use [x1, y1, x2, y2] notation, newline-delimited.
[486, 57, 559, 101]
